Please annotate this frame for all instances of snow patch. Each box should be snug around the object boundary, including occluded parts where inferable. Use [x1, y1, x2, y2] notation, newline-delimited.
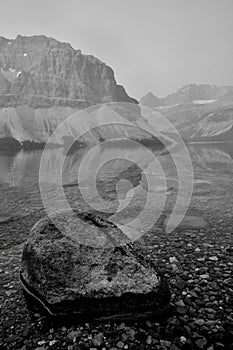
[8, 41, 11, 45]
[9, 68, 16, 73]
[193, 99, 216, 105]
[23, 53, 27, 57]
[157, 103, 180, 109]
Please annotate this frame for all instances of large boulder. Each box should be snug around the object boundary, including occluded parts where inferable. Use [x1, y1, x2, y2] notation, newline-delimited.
[20, 210, 170, 320]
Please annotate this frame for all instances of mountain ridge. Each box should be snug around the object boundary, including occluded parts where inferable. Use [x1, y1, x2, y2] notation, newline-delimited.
[140, 83, 233, 108]
[140, 84, 233, 142]
[0, 34, 138, 108]
[0, 35, 156, 148]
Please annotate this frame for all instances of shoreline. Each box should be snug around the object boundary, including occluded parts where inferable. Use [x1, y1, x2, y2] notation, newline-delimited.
[0, 208, 232, 349]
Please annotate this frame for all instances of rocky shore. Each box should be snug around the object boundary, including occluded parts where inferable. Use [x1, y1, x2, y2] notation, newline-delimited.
[0, 209, 232, 350]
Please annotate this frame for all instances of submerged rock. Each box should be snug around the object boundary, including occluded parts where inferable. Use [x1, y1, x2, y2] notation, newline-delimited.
[164, 215, 208, 231]
[20, 210, 170, 320]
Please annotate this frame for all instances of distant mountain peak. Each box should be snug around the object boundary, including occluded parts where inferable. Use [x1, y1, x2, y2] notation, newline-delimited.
[140, 83, 233, 108]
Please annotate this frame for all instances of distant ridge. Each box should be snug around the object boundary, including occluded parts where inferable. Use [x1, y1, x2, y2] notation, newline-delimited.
[140, 83, 233, 108]
[140, 84, 233, 142]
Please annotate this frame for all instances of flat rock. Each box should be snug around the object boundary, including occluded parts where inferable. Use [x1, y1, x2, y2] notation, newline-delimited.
[20, 210, 170, 320]
[164, 215, 208, 231]
[0, 216, 12, 224]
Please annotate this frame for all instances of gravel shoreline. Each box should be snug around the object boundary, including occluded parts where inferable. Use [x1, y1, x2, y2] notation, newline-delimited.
[0, 212, 233, 350]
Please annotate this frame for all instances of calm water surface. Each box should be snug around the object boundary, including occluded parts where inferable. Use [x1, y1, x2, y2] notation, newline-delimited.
[1, 142, 233, 232]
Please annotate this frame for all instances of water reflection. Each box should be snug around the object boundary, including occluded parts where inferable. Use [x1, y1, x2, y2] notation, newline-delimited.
[0, 142, 233, 224]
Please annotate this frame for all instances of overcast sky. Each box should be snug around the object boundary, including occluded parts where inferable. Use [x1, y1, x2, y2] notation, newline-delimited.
[1, 0, 233, 99]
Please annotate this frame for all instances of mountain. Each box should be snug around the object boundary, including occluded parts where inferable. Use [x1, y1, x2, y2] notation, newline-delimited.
[140, 84, 233, 108]
[0, 35, 159, 148]
[140, 84, 233, 142]
[0, 35, 138, 108]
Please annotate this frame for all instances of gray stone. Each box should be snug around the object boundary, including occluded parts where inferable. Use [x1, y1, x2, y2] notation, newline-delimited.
[164, 215, 208, 231]
[20, 210, 170, 320]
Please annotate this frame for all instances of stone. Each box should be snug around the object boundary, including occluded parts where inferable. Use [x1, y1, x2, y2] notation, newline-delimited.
[169, 257, 178, 264]
[175, 300, 185, 307]
[49, 340, 57, 346]
[180, 336, 186, 344]
[209, 256, 218, 261]
[195, 319, 205, 326]
[195, 336, 207, 349]
[92, 333, 104, 347]
[164, 215, 208, 231]
[0, 216, 12, 224]
[20, 210, 170, 320]
[116, 341, 124, 349]
[160, 340, 171, 347]
[146, 335, 152, 345]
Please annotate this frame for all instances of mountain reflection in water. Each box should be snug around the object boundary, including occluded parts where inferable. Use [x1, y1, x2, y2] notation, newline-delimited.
[0, 142, 233, 230]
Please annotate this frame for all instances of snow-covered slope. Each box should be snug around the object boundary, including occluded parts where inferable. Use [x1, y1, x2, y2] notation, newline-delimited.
[140, 84, 233, 142]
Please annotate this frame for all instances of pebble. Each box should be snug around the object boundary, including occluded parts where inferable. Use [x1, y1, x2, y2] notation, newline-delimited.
[175, 300, 185, 307]
[169, 256, 178, 264]
[195, 319, 205, 326]
[195, 336, 207, 349]
[171, 264, 179, 272]
[49, 340, 57, 346]
[160, 340, 172, 347]
[38, 340, 46, 345]
[1, 210, 233, 350]
[209, 256, 218, 261]
[116, 341, 124, 349]
[146, 335, 152, 344]
[180, 336, 186, 344]
[92, 332, 104, 347]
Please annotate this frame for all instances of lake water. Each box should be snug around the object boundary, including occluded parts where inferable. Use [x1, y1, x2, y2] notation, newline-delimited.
[1, 142, 233, 238]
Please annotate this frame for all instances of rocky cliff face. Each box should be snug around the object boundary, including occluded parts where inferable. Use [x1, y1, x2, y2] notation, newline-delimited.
[0, 35, 137, 108]
[0, 35, 144, 147]
[140, 84, 233, 142]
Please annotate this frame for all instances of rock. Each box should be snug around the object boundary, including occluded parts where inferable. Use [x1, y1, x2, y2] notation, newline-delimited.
[169, 257, 178, 264]
[20, 210, 170, 319]
[38, 340, 46, 345]
[209, 256, 218, 261]
[180, 336, 186, 344]
[49, 340, 57, 346]
[171, 264, 179, 272]
[200, 274, 209, 279]
[4, 335, 23, 343]
[92, 333, 104, 347]
[164, 215, 208, 230]
[116, 341, 124, 349]
[160, 340, 171, 347]
[175, 300, 185, 307]
[0, 216, 12, 224]
[146, 335, 152, 345]
[194, 319, 205, 326]
[195, 336, 207, 349]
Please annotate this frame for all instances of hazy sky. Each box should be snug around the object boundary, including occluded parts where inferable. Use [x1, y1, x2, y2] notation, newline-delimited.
[1, 0, 233, 99]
